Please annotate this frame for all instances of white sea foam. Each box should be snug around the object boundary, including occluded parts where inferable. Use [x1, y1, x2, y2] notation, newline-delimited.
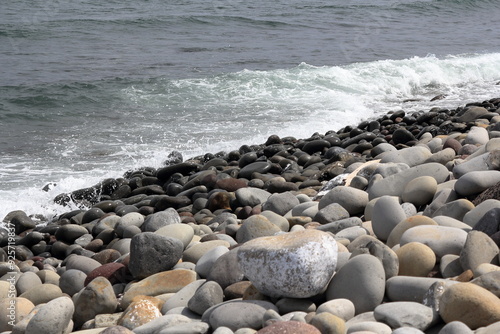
[1, 53, 500, 222]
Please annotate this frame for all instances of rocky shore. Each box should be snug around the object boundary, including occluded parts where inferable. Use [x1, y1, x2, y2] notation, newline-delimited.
[2, 98, 500, 334]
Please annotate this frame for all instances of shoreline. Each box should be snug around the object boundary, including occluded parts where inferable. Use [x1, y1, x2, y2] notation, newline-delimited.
[2, 97, 500, 333]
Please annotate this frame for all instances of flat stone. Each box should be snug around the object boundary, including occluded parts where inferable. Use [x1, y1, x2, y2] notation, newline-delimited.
[238, 229, 337, 298]
[453, 152, 498, 179]
[367, 162, 449, 200]
[457, 106, 489, 122]
[374, 301, 435, 331]
[291, 201, 319, 219]
[371, 195, 407, 241]
[396, 242, 436, 277]
[455, 171, 500, 197]
[55, 224, 90, 243]
[256, 321, 321, 334]
[386, 215, 438, 248]
[99, 326, 135, 334]
[326, 254, 385, 315]
[402, 176, 438, 206]
[313, 203, 350, 225]
[121, 269, 197, 308]
[318, 186, 369, 216]
[235, 188, 272, 207]
[128, 232, 184, 279]
[439, 283, 500, 330]
[315, 217, 363, 234]
[433, 215, 472, 231]
[236, 215, 281, 244]
[261, 192, 300, 216]
[132, 313, 192, 334]
[24, 296, 74, 334]
[460, 231, 499, 272]
[316, 298, 355, 321]
[386, 276, 456, 302]
[379, 146, 432, 167]
[400, 225, 468, 259]
[73, 276, 118, 328]
[424, 147, 456, 165]
[203, 300, 278, 331]
[156, 321, 211, 334]
[84, 262, 126, 286]
[438, 321, 474, 334]
[238, 161, 272, 179]
[275, 297, 316, 314]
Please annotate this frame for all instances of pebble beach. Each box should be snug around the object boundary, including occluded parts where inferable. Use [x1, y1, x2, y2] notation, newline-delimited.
[3, 98, 500, 334]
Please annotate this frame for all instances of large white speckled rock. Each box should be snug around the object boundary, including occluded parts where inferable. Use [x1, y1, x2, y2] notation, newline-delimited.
[237, 229, 337, 298]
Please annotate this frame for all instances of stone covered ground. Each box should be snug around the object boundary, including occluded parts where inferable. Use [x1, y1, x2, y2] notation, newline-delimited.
[2, 98, 500, 334]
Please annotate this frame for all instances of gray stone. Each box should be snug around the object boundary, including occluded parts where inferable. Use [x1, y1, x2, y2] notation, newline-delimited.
[368, 163, 449, 200]
[162, 279, 206, 313]
[195, 246, 229, 278]
[260, 210, 289, 232]
[73, 276, 118, 328]
[346, 321, 392, 334]
[423, 188, 458, 217]
[474, 208, 500, 236]
[128, 232, 184, 279]
[238, 229, 337, 298]
[425, 147, 456, 165]
[379, 146, 432, 167]
[348, 235, 399, 279]
[114, 212, 144, 237]
[457, 106, 489, 122]
[183, 240, 230, 264]
[261, 192, 300, 216]
[402, 176, 438, 206]
[438, 321, 473, 334]
[132, 314, 192, 334]
[433, 215, 472, 231]
[374, 302, 435, 330]
[371, 195, 407, 241]
[157, 321, 210, 334]
[315, 217, 363, 234]
[55, 224, 90, 243]
[431, 199, 475, 221]
[202, 300, 278, 331]
[400, 225, 468, 258]
[24, 296, 74, 334]
[316, 298, 355, 321]
[318, 186, 369, 215]
[453, 152, 498, 179]
[59, 269, 87, 296]
[207, 249, 245, 289]
[65, 254, 101, 275]
[460, 231, 499, 271]
[313, 203, 350, 225]
[440, 254, 463, 278]
[455, 171, 500, 196]
[188, 281, 224, 315]
[235, 188, 271, 207]
[16, 272, 42, 296]
[336, 226, 368, 241]
[463, 199, 500, 228]
[386, 276, 456, 302]
[326, 254, 385, 314]
[110, 238, 131, 255]
[236, 215, 281, 244]
[471, 271, 500, 297]
[155, 223, 194, 249]
[291, 201, 319, 218]
[142, 208, 181, 232]
[463, 126, 489, 146]
[238, 161, 272, 179]
[275, 298, 316, 315]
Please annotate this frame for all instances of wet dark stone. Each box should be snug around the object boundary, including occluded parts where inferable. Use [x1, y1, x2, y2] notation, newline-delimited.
[302, 140, 331, 155]
[391, 128, 416, 145]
